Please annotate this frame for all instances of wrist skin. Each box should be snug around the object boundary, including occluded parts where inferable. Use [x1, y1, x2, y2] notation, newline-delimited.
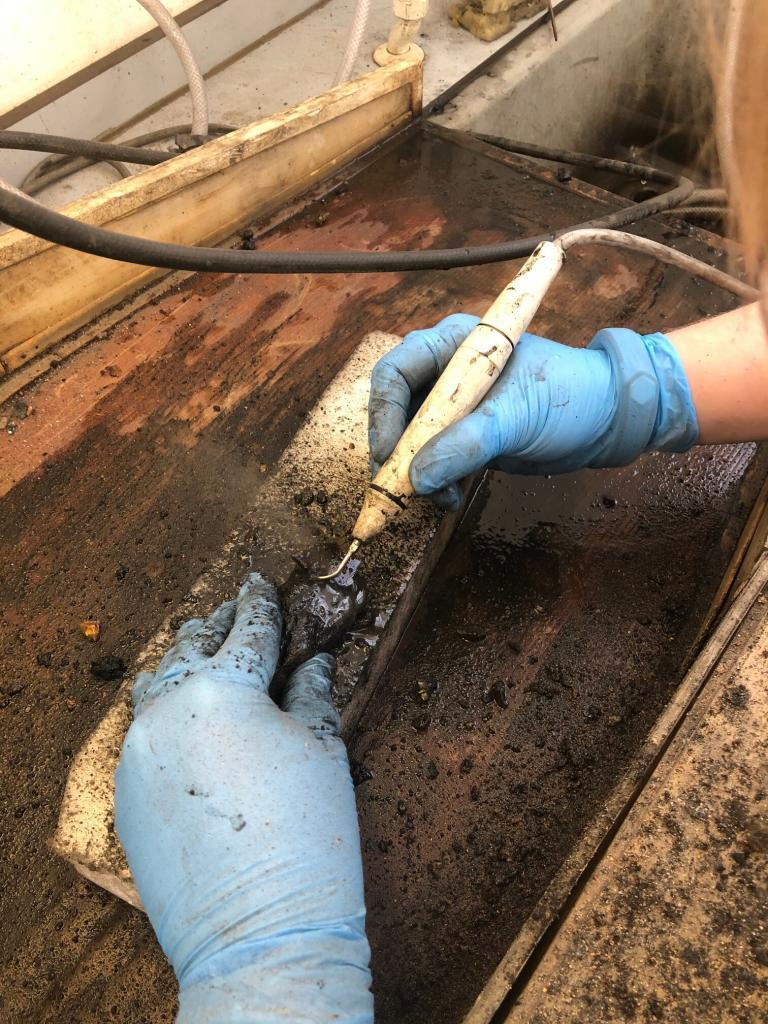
[666, 302, 768, 443]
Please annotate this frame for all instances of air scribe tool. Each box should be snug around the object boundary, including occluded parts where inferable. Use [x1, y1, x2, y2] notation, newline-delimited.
[318, 240, 565, 580]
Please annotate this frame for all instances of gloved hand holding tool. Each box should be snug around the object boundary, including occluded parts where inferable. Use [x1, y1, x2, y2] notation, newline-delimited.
[115, 572, 373, 1024]
[368, 313, 699, 505]
[321, 238, 704, 579]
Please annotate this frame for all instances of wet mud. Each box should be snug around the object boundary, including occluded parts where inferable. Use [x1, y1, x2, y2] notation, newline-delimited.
[507, 592, 768, 1023]
[351, 444, 766, 1024]
[278, 548, 366, 680]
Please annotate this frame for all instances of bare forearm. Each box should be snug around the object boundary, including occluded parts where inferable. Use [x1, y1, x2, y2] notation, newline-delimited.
[667, 302, 768, 443]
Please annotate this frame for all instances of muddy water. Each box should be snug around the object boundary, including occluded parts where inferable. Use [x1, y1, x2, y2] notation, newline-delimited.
[350, 443, 765, 1024]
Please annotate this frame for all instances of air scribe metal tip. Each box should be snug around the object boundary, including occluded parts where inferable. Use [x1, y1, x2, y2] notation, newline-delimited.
[316, 539, 361, 581]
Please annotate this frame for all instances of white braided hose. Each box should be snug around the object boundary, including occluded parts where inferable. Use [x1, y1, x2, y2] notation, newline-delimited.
[135, 0, 209, 136]
[334, 0, 372, 85]
[717, 0, 745, 198]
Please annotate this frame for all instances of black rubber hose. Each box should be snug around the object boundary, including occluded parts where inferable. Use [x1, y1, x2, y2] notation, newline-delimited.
[473, 133, 685, 188]
[18, 124, 237, 196]
[104, 160, 132, 180]
[0, 139, 695, 274]
[0, 130, 173, 166]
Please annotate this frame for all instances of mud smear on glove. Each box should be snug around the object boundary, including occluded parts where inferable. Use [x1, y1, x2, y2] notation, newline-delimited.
[235, 495, 369, 693]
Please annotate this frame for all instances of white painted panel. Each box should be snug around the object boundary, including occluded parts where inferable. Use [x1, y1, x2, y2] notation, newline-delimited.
[2, 0, 203, 118]
[1, 0, 582, 193]
[1, 0, 319, 186]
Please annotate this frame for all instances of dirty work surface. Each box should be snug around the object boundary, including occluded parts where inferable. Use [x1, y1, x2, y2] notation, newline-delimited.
[0, 121, 757, 1022]
[351, 445, 766, 1024]
[508, 580, 768, 1024]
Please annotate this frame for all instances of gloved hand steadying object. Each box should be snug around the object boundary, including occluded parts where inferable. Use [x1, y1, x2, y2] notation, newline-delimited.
[368, 313, 699, 506]
[115, 573, 373, 1024]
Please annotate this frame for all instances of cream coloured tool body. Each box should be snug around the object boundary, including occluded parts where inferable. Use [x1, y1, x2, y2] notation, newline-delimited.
[318, 240, 565, 580]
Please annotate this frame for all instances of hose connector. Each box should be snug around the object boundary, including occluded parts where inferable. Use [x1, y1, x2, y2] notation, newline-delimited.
[374, 0, 428, 65]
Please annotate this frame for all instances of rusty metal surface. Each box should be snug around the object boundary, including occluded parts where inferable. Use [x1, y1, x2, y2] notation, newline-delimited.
[507, 572, 768, 1024]
[0, 122, 760, 1022]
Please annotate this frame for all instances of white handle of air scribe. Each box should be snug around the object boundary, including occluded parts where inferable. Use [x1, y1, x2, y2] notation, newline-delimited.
[352, 239, 566, 542]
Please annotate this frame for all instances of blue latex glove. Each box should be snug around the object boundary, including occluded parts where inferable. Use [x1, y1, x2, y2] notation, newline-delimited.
[115, 573, 373, 1024]
[368, 313, 699, 503]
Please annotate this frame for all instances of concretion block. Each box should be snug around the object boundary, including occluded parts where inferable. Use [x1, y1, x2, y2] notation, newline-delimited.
[449, 0, 546, 41]
[480, 0, 532, 13]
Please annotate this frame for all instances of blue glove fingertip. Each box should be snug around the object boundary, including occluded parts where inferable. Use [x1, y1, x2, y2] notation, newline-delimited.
[237, 571, 275, 602]
[131, 670, 155, 712]
[368, 314, 482, 479]
[409, 444, 456, 496]
[174, 617, 205, 639]
[430, 482, 464, 511]
[410, 405, 504, 495]
[368, 355, 411, 466]
[282, 653, 341, 740]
